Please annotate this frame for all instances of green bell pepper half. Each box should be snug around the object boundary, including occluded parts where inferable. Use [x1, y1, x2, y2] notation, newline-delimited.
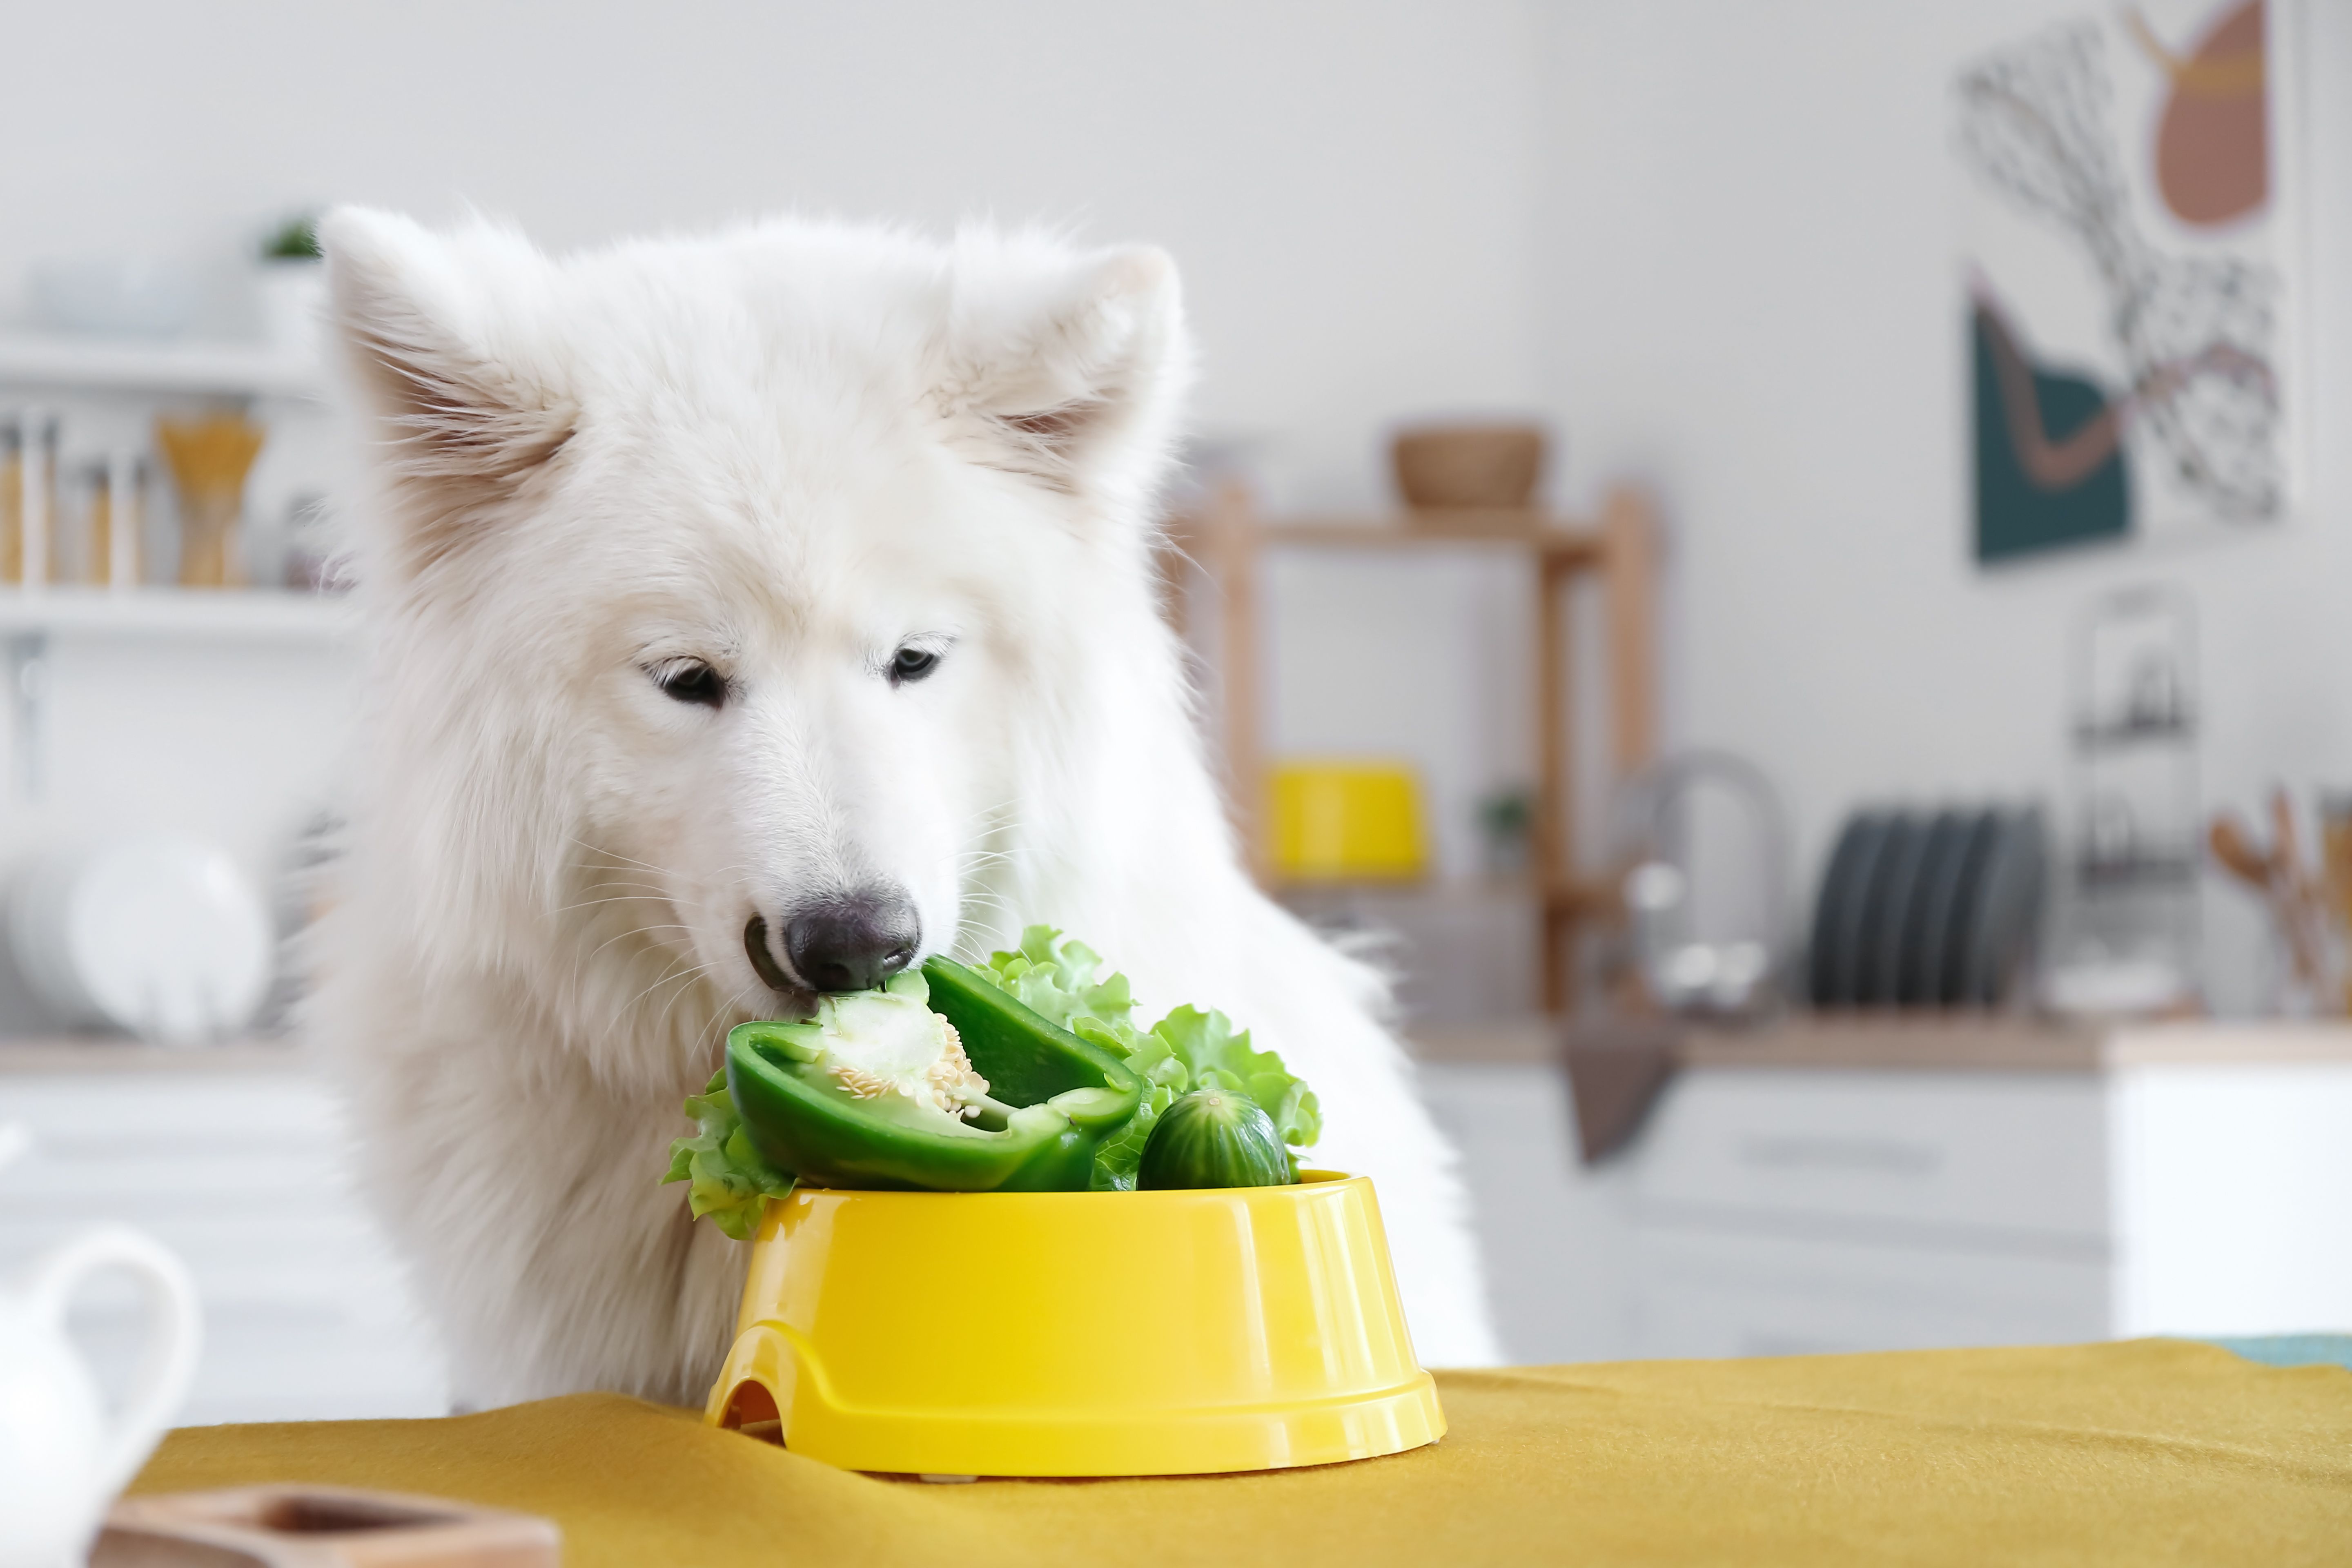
[725, 954, 1145, 1192]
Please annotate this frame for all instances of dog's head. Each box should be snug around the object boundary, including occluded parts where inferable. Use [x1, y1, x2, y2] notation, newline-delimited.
[322, 212, 1194, 1054]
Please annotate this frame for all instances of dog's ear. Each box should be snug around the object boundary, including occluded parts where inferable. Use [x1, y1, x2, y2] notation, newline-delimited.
[321, 207, 576, 575]
[941, 238, 1191, 507]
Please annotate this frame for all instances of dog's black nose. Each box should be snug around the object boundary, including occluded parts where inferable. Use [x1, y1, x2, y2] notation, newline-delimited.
[779, 890, 919, 993]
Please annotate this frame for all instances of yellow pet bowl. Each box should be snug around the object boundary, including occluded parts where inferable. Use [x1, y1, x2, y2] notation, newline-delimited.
[704, 1172, 1443, 1477]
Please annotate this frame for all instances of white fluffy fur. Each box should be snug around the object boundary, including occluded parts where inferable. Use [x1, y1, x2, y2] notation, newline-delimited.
[305, 208, 1502, 1409]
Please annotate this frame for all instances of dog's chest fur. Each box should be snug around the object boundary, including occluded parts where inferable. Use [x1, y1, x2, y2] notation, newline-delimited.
[323, 964, 741, 1405]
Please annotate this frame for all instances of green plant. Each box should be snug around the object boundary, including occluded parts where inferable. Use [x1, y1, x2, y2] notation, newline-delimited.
[262, 214, 321, 262]
[1477, 788, 1533, 842]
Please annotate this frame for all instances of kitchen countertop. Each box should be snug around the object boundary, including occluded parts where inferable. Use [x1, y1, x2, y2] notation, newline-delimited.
[1414, 1015, 2352, 1069]
[13, 1017, 2352, 1077]
[1682, 1016, 2352, 1069]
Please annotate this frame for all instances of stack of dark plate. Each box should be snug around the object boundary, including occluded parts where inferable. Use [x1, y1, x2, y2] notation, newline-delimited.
[1806, 807, 2046, 1010]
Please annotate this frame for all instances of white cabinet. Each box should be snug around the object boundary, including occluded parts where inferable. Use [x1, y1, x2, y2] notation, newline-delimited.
[0, 1048, 446, 1425]
[1627, 1071, 2111, 1241]
[1419, 1060, 1636, 1364]
[1622, 1031, 2352, 1359]
[1423, 1023, 2352, 1365]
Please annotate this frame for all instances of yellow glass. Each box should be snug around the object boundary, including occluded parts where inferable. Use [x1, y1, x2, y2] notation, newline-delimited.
[1272, 762, 1429, 882]
[705, 1172, 1444, 1477]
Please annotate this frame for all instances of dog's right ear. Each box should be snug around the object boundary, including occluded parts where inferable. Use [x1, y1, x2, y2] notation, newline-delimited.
[321, 207, 576, 577]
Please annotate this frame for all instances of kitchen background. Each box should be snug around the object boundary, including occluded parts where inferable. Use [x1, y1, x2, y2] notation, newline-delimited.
[2, 0, 2347, 1420]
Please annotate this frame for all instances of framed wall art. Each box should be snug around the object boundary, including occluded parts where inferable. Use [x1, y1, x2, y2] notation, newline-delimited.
[1957, 1, 2303, 564]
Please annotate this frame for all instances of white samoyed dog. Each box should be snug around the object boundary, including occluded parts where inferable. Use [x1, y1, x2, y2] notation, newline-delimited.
[306, 208, 1502, 1410]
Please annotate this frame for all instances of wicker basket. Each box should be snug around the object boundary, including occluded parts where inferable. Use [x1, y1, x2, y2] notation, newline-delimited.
[1390, 424, 1547, 513]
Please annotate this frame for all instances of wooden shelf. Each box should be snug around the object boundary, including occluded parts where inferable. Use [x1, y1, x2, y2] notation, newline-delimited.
[1408, 1016, 1562, 1066]
[1244, 513, 1604, 563]
[1273, 874, 1555, 900]
[0, 588, 354, 641]
[1544, 878, 1619, 914]
[0, 334, 326, 399]
[1165, 485, 1659, 1012]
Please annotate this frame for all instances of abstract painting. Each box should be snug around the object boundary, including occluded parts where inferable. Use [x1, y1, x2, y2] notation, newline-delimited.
[1957, 1, 2294, 563]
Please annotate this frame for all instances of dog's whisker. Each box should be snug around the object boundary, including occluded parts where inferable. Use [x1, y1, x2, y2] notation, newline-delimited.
[582, 922, 701, 970]
[555, 892, 671, 915]
[566, 837, 678, 875]
[605, 951, 728, 1053]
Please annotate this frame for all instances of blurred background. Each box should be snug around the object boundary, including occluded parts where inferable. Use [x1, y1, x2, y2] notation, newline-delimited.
[0, 0, 2346, 1419]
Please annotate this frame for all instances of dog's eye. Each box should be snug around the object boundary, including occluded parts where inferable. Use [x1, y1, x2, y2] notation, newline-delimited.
[652, 660, 727, 708]
[889, 646, 942, 686]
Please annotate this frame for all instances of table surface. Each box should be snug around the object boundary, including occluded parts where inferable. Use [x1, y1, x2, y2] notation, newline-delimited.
[130, 1339, 2351, 1568]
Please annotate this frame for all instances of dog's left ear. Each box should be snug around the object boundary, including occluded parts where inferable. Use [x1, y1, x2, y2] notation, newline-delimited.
[941, 240, 1191, 506]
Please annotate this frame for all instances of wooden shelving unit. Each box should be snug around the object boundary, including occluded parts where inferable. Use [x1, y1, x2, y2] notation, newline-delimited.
[1165, 485, 1660, 1011]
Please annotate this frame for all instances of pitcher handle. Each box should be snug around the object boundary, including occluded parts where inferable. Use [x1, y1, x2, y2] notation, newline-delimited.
[25, 1223, 203, 1502]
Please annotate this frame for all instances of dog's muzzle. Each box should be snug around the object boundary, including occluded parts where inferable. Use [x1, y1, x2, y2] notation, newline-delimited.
[746, 888, 918, 994]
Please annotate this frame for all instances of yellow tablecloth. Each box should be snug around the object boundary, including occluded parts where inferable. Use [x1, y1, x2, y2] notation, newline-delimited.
[133, 1340, 2351, 1566]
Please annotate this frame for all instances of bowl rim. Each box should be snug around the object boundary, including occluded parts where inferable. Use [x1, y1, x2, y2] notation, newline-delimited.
[768, 1168, 1356, 1205]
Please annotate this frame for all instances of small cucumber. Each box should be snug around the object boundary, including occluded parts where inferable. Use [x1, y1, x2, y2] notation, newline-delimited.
[1136, 1088, 1294, 1190]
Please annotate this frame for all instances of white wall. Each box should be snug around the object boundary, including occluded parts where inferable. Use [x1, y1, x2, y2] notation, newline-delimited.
[1534, 0, 2352, 1011]
[19, 2, 2333, 1023]
[6, 0, 1543, 508]
[0, 2, 1558, 1030]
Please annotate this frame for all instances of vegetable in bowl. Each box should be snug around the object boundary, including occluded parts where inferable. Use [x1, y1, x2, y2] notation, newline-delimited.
[727, 960, 1143, 1194]
[1138, 1088, 1292, 1190]
[662, 927, 1321, 1225]
[975, 928, 1321, 1189]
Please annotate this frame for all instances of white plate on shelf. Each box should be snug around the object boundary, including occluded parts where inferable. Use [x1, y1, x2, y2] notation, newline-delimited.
[8, 837, 273, 1046]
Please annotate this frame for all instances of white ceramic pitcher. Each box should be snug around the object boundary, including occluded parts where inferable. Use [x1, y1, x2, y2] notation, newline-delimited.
[0, 1126, 201, 1568]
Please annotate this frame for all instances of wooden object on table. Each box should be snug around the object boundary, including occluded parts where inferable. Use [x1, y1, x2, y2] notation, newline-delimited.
[96, 1486, 559, 1567]
[1164, 484, 1659, 1011]
[1390, 424, 1545, 512]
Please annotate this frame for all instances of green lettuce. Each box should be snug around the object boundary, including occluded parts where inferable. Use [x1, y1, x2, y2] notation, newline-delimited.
[976, 926, 1321, 1189]
[661, 1071, 796, 1241]
[978, 927, 1136, 1032]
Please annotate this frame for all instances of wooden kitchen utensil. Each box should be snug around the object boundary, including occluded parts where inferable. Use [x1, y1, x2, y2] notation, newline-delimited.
[2209, 788, 2335, 1005]
[94, 1486, 560, 1567]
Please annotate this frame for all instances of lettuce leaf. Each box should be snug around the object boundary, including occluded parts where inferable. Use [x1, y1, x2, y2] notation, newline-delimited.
[978, 926, 1137, 1033]
[975, 930, 1319, 1189]
[1149, 1006, 1323, 1150]
[662, 1071, 795, 1241]
[1079, 1015, 1322, 1188]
